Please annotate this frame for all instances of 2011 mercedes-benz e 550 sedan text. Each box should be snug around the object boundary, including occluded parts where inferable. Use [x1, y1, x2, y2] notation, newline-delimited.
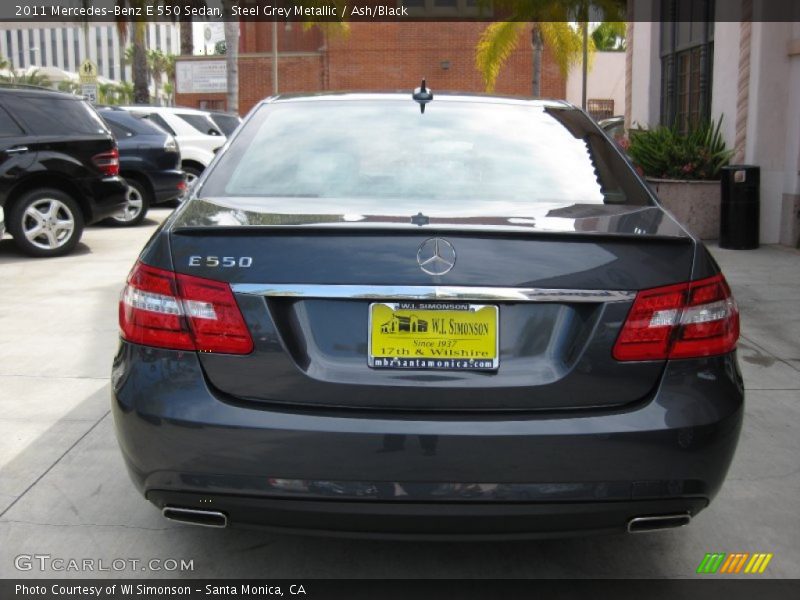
[112, 90, 744, 538]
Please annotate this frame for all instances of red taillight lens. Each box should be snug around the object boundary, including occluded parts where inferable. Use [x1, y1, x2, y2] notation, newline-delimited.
[119, 262, 253, 355]
[93, 147, 120, 176]
[613, 274, 739, 361]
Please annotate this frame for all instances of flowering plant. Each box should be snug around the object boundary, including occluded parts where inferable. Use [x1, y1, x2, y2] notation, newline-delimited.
[626, 117, 734, 181]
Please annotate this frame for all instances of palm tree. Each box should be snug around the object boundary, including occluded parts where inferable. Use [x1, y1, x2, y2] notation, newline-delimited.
[5, 69, 53, 87]
[115, 1, 150, 104]
[179, 1, 207, 56]
[475, 0, 624, 97]
[592, 21, 626, 51]
[147, 49, 168, 104]
[164, 53, 177, 88]
[180, 17, 194, 56]
[57, 80, 81, 94]
[117, 81, 135, 104]
[162, 81, 174, 106]
[99, 82, 119, 104]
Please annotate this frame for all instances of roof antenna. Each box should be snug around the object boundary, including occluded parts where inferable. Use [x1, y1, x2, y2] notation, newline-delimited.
[412, 78, 433, 114]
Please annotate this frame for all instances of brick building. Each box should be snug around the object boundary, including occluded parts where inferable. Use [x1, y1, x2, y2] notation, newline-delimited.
[175, 22, 567, 115]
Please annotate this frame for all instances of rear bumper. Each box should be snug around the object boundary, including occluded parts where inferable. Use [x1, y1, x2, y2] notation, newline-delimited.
[146, 169, 185, 204]
[111, 342, 744, 537]
[85, 176, 128, 223]
[149, 491, 707, 539]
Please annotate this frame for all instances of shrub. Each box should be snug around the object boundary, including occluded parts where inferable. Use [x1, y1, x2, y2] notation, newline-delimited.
[627, 117, 734, 181]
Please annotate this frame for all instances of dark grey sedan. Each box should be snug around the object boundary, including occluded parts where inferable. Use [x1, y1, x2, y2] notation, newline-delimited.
[112, 90, 743, 538]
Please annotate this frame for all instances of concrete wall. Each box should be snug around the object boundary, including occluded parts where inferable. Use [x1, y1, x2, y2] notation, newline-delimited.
[566, 51, 626, 115]
[745, 22, 794, 243]
[779, 23, 800, 246]
[709, 22, 740, 152]
[628, 21, 660, 128]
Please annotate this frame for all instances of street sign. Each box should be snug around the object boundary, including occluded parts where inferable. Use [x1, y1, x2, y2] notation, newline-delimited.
[81, 83, 97, 105]
[79, 59, 98, 84]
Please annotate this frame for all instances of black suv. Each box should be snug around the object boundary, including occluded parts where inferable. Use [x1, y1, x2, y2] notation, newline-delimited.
[0, 86, 127, 257]
[98, 107, 186, 226]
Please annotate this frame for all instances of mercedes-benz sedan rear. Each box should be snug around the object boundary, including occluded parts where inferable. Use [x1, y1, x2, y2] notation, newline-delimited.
[112, 92, 743, 538]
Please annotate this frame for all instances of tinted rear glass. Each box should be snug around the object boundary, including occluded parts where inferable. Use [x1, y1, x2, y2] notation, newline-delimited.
[203, 100, 649, 208]
[5, 96, 109, 136]
[105, 119, 132, 139]
[103, 111, 167, 136]
[145, 113, 176, 136]
[177, 113, 221, 136]
[210, 113, 241, 136]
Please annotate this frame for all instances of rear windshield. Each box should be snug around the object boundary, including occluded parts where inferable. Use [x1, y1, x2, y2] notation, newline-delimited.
[177, 112, 222, 136]
[144, 113, 176, 136]
[210, 113, 241, 136]
[202, 100, 650, 208]
[6, 96, 109, 136]
[102, 111, 167, 136]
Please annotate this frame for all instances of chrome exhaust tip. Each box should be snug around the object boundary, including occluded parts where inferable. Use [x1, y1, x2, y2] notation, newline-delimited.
[627, 513, 691, 533]
[162, 506, 228, 528]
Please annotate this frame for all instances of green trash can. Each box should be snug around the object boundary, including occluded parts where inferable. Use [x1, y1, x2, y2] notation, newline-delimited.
[720, 165, 759, 249]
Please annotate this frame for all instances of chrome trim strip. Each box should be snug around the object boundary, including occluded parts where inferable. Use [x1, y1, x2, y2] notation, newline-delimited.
[231, 284, 636, 303]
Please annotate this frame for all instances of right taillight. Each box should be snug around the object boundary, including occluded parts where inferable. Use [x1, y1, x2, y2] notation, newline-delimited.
[119, 262, 253, 355]
[613, 273, 739, 361]
[93, 147, 120, 177]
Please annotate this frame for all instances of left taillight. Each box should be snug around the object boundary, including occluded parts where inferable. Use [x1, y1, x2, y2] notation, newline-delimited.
[613, 273, 739, 361]
[119, 262, 253, 355]
[93, 147, 120, 177]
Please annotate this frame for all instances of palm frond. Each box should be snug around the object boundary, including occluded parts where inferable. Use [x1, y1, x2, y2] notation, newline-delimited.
[540, 21, 590, 76]
[476, 21, 527, 92]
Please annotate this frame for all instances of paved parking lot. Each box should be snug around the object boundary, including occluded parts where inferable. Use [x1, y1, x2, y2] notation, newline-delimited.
[0, 207, 798, 579]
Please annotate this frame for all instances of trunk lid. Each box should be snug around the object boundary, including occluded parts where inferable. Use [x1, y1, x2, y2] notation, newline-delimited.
[168, 202, 694, 412]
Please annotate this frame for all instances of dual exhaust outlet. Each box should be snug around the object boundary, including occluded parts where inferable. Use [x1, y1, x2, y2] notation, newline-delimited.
[627, 513, 692, 533]
[162, 506, 228, 528]
[162, 505, 691, 533]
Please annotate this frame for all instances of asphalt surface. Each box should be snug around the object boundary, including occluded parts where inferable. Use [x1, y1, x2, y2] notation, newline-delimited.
[0, 206, 798, 579]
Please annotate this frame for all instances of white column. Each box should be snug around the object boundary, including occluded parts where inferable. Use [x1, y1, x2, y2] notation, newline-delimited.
[21, 29, 30, 67]
[112, 27, 121, 83]
[10, 29, 19, 69]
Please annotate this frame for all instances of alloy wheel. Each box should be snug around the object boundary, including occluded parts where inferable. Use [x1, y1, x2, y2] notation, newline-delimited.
[22, 198, 76, 250]
[113, 185, 145, 223]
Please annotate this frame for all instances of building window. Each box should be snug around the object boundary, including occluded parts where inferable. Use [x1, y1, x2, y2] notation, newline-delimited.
[108, 26, 115, 79]
[62, 29, 69, 71]
[660, 0, 714, 132]
[96, 27, 103, 74]
[38, 29, 45, 65]
[5, 31, 12, 68]
[74, 29, 80, 67]
[51, 29, 58, 69]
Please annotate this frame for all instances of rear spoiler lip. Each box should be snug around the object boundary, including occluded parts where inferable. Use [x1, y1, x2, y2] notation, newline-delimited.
[169, 224, 694, 243]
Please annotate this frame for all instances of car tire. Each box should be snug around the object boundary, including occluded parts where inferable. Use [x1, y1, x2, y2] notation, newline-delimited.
[105, 179, 150, 227]
[7, 188, 84, 257]
[179, 165, 202, 202]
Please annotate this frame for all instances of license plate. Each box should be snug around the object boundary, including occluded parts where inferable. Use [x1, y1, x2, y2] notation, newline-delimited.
[368, 302, 499, 371]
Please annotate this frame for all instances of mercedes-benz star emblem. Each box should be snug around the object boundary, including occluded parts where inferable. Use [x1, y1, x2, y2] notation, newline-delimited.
[417, 238, 456, 276]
